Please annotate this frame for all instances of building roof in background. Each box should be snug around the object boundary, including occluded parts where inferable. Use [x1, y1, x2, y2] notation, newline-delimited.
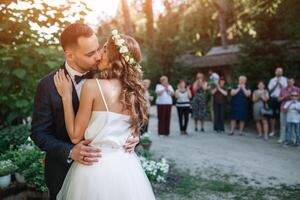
[175, 44, 241, 68]
[176, 41, 300, 69]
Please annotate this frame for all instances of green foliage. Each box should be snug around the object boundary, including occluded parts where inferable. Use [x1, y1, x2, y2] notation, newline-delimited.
[0, 0, 91, 45]
[0, 159, 18, 176]
[140, 132, 152, 145]
[0, 44, 64, 125]
[0, 0, 90, 125]
[0, 124, 30, 153]
[0, 142, 47, 192]
[22, 148, 47, 192]
[235, 40, 300, 88]
[0, 144, 38, 173]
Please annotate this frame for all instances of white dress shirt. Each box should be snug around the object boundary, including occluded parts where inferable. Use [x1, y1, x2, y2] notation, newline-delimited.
[65, 61, 88, 98]
[268, 76, 288, 98]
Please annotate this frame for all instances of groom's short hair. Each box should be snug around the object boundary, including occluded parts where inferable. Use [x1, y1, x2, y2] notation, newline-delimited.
[60, 23, 94, 51]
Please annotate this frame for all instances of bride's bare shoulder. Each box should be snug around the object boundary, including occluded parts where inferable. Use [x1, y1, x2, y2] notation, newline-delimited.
[81, 79, 100, 93]
[97, 79, 121, 86]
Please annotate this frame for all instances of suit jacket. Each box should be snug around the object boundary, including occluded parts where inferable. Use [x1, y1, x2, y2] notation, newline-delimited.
[31, 64, 79, 199]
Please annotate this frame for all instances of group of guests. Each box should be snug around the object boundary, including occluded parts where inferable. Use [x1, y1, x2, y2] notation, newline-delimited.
[248, 67, 300, 148]
[142, 67, 300, 148]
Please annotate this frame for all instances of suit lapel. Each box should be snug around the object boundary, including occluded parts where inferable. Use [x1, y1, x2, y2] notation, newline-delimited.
[60, 64, 80, 114]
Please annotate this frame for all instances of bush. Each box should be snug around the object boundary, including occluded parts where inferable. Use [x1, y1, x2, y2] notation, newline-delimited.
[140, 133, 152, 145]
[0, 143, 39, 173]
[235, 40, 300, 88]
[0, 44, 64, 125]
[0, 159, 18, 176]
[0, 124, 30, 153]
[22, 151, 47, 192]
[139, 156, 169, 183]
[0, 137, 47, 192]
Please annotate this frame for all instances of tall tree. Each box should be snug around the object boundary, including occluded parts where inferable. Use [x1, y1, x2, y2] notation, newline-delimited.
[143, 0, 154, 47]
[121, 0, 134, 35]
[213, 0, 228, 48]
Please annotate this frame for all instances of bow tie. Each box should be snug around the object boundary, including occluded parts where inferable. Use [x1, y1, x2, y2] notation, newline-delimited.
[74, 71, 93, 84]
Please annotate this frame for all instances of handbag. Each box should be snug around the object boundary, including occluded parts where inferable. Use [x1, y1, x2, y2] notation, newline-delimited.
[260, 101, 273, 117]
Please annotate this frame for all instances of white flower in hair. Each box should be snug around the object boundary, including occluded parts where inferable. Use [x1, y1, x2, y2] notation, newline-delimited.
[124, 55, 130, 62]
[112, 35, 121, 41]
[119, 39, 125, 44]
[119, 46, 129, 53]
[129, 58, 135, 64]
[115, 39, 125, 46]
[111, 29, 143, 72]
[112, 29, 118, 36]
[136, 64, 142, 70]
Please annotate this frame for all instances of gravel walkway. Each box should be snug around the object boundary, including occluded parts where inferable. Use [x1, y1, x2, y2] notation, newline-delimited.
[148, 106, 300, 187]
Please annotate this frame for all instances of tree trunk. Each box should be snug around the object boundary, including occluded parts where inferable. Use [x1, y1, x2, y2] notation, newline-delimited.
[121, 0, 134, 35]
[143, 0, 154, 47]
[212, 0, 227, 48]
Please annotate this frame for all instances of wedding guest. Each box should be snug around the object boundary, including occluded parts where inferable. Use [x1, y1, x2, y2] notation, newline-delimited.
[175, 80, 192, 135]
[252, 81, 270, 140]
[208, 69, 220, 85]
[229, 76, 251, 136]
[141, 79, 153, 134]
[208, 70, 220, 123]
[283, 91, 300, 148]
[278, 78, 300, 143]
[268, 67, 288, 137]
[191, 73, 208, 132]
[211, 78, 228, 133]
[189, 72, 203, 98]
[155, 76, 174, 136]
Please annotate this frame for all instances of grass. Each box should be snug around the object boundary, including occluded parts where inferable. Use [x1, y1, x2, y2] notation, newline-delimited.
[152, 164, 300, 200]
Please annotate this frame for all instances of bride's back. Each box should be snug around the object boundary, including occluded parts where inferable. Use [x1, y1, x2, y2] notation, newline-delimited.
[89, 78, 128, 115]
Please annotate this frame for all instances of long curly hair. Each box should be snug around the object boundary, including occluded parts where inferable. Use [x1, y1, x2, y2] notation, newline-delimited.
[96, 34, 148, 136]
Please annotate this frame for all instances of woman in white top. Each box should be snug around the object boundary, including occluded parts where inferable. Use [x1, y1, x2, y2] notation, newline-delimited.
[155, 76, 174, 136]
[175, 80, 192, 135]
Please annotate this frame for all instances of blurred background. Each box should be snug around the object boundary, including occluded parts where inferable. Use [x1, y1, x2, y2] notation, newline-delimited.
[1, 0, 300, 126]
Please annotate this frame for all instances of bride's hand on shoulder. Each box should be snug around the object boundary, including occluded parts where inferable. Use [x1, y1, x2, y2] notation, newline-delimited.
[54, 69, 73, 99]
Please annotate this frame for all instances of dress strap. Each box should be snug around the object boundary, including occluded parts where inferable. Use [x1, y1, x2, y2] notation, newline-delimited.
[95, 79, 109, 112]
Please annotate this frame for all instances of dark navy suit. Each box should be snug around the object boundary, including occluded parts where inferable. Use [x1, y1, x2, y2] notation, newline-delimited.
[31, 65, 79, 200]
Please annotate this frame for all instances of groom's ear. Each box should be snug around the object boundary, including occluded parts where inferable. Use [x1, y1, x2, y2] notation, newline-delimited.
[64, 50, 74, 61]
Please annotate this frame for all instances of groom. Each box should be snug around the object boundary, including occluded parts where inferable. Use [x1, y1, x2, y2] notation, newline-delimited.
[31, 23, 140, 200]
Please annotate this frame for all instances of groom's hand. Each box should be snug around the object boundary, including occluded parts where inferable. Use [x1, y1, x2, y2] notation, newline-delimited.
[123, 135, 139, 153]
[71, 140, 101, 165]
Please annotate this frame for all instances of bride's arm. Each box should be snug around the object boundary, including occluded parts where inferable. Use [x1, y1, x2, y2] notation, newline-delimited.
[54, 70, 94, 144]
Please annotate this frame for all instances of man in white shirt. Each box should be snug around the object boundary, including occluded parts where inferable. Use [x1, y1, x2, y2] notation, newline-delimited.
[267, 67, 288, 138]
[283, 92, 300, 147]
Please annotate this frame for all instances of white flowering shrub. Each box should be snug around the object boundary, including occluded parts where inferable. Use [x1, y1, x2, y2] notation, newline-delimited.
[0, 159, 18, 176]
[139, 156, 169, 183]
[140, 132, 152, 145]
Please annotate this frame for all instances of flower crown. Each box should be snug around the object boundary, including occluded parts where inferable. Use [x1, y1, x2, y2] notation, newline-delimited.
[111, 29, 142, 72]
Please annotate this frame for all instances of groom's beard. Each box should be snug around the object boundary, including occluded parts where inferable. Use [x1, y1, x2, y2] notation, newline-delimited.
[74, 60, 100, 72]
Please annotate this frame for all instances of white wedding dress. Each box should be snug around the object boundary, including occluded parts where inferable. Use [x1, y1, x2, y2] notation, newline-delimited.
[57, 79, 155, 200]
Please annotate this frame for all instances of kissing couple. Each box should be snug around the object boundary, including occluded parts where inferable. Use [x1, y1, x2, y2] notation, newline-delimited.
[31, 23, 155, 200]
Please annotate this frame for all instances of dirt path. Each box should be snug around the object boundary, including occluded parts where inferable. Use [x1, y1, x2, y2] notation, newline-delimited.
[148, 106, 300, 187]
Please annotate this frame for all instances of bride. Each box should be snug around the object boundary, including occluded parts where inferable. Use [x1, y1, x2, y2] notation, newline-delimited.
[54, 30, 156, 200]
